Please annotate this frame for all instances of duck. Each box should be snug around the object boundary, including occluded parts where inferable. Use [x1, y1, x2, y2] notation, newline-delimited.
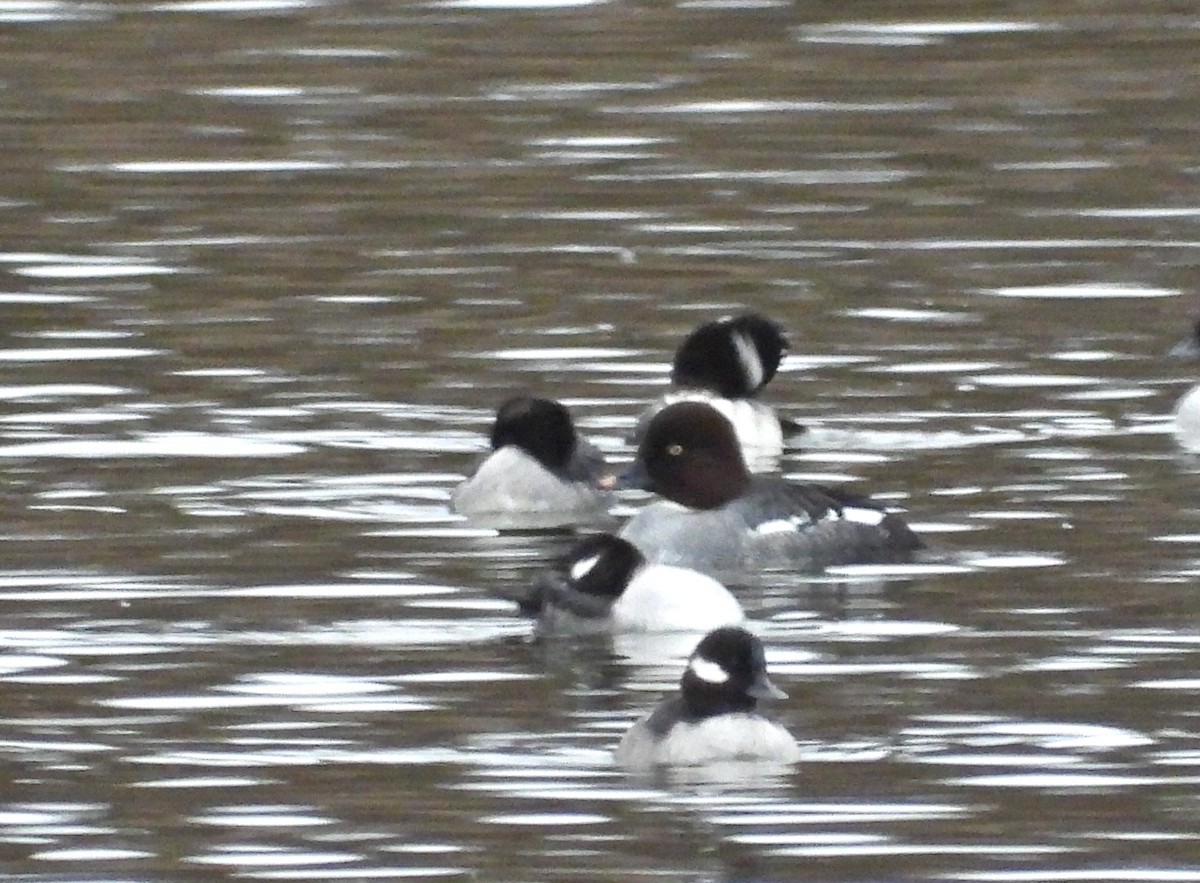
[451, 396, 611, 528]
[614, 625, 800, 770]
[619, 401, 922, 577]
[633, 312, 792, 472]
[1169, 320, 1200, 451]
[519, 533, 744, 634]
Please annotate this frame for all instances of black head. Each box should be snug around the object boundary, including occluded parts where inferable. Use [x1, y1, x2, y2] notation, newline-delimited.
[680, 626, 786, 718]
[557, 533, 644, 600]
[521, 533, 645, 618]
[671, 312, 788, 398]
[625, 401, 750, 509]
[490, 396, 578, 471]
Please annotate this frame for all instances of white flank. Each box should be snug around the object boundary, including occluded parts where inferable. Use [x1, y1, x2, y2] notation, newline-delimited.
[612, 566, 744, 631]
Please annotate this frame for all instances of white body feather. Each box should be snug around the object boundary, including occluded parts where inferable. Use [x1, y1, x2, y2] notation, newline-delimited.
[452, 446, 608, 527]
[610, 564, 744, 632]
[615, 712, 800, 770]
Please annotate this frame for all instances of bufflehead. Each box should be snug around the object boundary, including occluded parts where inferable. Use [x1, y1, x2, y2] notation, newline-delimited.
[1169, 320, 1200, 451]
[452, 396, 611, 528]
[619, 401, 922, 576]
[634, 312, 792, 472]
[614, 625, 799, 770]
[520, 533, 744, 633]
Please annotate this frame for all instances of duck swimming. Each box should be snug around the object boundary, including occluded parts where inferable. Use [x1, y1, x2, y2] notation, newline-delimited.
[452, 396, 611, 529]
[614, 625, 800, 770]
[619, 400, 922, 577]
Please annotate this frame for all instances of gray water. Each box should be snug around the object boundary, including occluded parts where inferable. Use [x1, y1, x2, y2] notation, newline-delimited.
[3, 1, 1200, 880]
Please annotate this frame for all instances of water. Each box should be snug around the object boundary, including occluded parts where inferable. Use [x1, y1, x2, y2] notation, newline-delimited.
[3, 1, 1200, 880]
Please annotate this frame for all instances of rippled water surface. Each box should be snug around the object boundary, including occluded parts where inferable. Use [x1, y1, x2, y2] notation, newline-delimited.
[5, 1, 1200, 880]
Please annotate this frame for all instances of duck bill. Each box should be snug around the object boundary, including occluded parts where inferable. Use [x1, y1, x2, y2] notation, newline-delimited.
[748, 673, 787, 700]
[594, 472, 619, 491]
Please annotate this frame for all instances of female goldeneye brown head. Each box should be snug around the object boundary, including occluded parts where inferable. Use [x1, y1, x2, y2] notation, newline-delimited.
[623, 401, 750, 509]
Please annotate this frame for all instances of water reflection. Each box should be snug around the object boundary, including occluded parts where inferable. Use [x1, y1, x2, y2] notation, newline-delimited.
[4, 0, 1200, 880]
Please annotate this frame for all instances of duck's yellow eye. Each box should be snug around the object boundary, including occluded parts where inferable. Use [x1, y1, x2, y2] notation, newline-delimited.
[667, 443, 683, 456]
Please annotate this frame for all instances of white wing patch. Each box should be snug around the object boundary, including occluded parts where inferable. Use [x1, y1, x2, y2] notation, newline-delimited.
[570, 553, 602, 581]
[755, 506, 886, 533]
[732, 329, 764, 392]
[841, 506, 887, 526]
[815, 506, 887, 527]
[754, 517, 804, 535]
[689, 656, 730, 684]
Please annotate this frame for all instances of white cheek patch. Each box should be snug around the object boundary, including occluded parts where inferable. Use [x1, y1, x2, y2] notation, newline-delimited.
[732, 330, 764, 392]
[570, 553, 602, 581]
[689, 657, 730, 684]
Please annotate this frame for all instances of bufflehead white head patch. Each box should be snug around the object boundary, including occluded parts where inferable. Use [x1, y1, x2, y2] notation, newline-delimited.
[688, 656, 730, 685]
[732, 329, 765, 393]
[570, 553, 602, 581]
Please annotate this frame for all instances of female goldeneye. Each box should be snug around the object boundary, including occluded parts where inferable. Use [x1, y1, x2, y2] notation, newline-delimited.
[1169, 320, 1200, 451]
[519, 533, 744, 633]
[614, 625, 799, 770]
[619, 401, 922, 576]
[634, 312, 791, 472]
[452, 396, 611, 528]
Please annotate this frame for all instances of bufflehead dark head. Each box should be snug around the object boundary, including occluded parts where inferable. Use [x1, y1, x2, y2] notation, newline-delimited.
[623, 401, 750, 509]
[490, 396, 578, 471]
[671, 313, 788, 398]
[681, 626, 786, 717]
[556, 533, 642, 600]
[520, 533, 643, 619]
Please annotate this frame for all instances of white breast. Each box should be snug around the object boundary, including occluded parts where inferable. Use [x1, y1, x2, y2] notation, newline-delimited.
[621, 713, 799, 769]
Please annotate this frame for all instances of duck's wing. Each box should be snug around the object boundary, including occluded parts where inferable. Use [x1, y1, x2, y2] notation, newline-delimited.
[812, 484, 924, 552]
[739, 478, 924, 553]
[525, 569, 615, 620]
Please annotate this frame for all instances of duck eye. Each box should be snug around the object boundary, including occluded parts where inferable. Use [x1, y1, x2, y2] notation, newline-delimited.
[666, 443, 683, 456]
